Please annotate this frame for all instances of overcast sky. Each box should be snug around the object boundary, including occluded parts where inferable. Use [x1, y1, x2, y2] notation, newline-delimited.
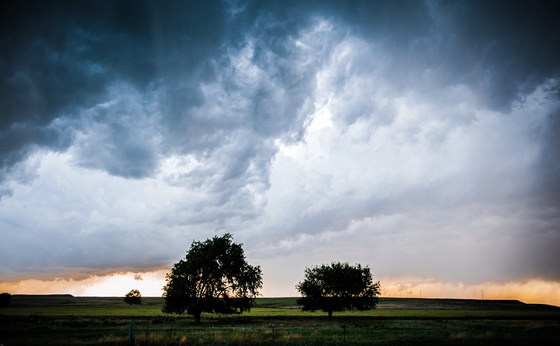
[1, 0, 559, 304]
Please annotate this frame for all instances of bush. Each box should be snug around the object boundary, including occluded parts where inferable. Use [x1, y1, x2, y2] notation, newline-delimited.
[0, 292, 11, 306]
[124, 289, 142, 305]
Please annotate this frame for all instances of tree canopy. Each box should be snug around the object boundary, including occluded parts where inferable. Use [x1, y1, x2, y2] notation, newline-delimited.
[162, 233, 263, 323]
[296, 262, 380, 318]
[124, 289, 142, 305]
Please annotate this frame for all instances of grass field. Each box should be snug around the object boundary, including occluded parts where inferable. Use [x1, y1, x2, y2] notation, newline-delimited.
[1, 295, 559, 345]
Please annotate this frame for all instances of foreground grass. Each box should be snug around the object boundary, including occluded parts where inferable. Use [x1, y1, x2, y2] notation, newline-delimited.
[1, 296, 559, 345]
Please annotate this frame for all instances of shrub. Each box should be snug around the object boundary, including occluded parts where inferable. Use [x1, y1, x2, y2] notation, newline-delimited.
[124, 289, 142, 305]
[0, 292, 11, 306]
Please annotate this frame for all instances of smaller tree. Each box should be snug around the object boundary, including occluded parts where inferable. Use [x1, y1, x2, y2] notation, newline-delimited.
[296, 262, 380, 319]
[0, 292, 11, 307]
[124, 289, 142, 305]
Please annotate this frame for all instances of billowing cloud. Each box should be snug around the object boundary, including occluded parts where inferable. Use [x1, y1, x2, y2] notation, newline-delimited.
[1, 0, 559, 304]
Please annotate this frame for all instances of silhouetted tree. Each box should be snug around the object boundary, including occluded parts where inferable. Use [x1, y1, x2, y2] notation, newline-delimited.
[0, 292, 11, 306]
[162, 233, 263, 324]
[296, 262, 380, 319]
[124, 289, 142, 305]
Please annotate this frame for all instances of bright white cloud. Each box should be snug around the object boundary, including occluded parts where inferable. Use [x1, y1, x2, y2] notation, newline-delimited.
[256, 30, 560, 286]
[0, 151, 191, 277]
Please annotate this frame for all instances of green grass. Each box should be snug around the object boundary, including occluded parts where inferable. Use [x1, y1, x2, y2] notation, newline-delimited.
[1, 296, 559, 345]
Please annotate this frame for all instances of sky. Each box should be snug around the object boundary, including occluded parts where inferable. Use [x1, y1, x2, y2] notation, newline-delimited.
[1, 0, 560, 306]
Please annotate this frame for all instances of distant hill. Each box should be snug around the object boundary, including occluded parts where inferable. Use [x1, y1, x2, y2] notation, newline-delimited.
[13, 294, 74, 297]
[375, 297, 560, 311]
[254, 297, 560, 311]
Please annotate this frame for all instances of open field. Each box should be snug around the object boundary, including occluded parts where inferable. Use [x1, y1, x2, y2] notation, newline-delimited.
[1, 295, 559, 345]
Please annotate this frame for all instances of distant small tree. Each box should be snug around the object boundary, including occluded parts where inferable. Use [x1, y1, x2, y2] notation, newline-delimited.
[124, 289, 142, 305]
[0, 292, 11, 307]
[162, 233, 263, 324]
[296, 262, 380, 319]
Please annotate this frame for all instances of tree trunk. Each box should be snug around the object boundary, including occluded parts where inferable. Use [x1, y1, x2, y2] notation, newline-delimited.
[328, 311, 333, 319]
[194, 311, 201, 324]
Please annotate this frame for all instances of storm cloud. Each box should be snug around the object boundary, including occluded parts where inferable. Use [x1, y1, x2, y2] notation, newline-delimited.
[1, 0, 559, 299]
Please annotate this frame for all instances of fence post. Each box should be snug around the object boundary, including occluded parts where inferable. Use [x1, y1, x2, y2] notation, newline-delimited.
[128, 323, 133, 346]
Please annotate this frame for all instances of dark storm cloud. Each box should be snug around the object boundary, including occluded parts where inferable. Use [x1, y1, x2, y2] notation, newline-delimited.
[0, 0, 238, 182]
[1, 0, 156, 185]
[0, 0, 321, 193]
[425, 0, 560, 110]
[293, 0, 560, 113]
[3, 0, 558, 185]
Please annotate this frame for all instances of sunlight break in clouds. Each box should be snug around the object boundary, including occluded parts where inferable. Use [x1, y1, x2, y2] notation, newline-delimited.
[0, 270, 168, 297]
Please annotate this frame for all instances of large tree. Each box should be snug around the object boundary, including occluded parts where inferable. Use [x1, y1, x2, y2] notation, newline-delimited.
[296, 262, 380, 319]
[162, 233, 263, 323]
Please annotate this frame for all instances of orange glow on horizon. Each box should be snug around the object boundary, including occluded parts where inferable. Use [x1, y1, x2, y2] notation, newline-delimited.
[0, 270, 169, 297]
[1, 273, 559, 307]
[380, 277, 560, 306]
